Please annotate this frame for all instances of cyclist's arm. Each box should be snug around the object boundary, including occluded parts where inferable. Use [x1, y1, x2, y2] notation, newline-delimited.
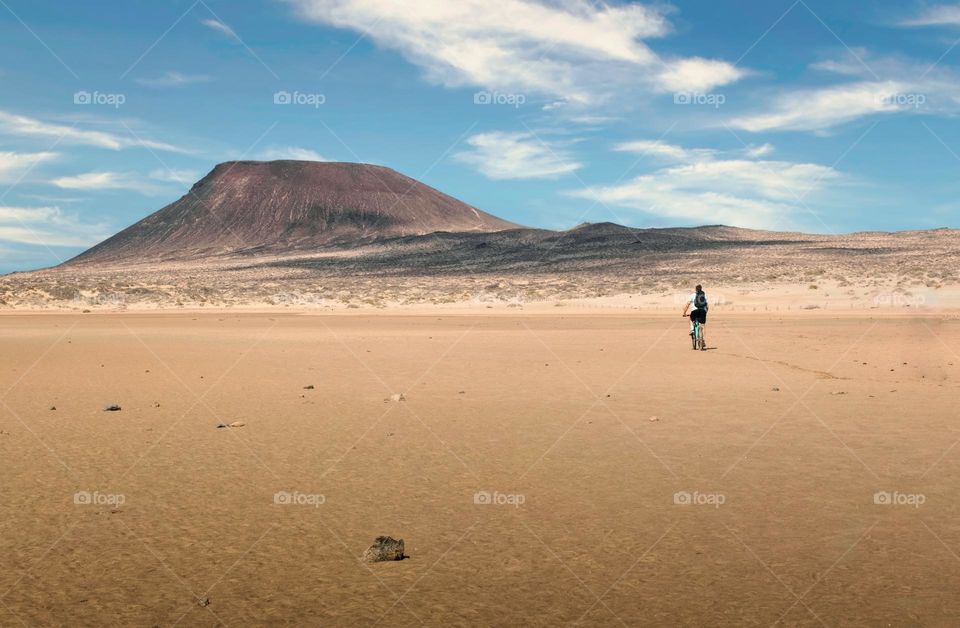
[682, 302, 690, 316]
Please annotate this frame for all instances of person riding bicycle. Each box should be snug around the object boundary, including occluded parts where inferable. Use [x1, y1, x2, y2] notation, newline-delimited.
[682, 284, 708, 341]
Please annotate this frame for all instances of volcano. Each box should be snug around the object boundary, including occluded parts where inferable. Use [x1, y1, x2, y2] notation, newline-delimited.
[68, 160, 519, 265]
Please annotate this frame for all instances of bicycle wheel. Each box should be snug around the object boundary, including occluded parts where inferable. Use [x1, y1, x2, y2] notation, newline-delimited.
[691, 322, 698, 350]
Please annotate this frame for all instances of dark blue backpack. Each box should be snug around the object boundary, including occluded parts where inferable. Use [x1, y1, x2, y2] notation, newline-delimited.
[694, 291, 708, 310]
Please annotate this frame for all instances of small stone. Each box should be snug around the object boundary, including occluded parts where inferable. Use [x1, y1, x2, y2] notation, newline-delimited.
[648, 416, 659, 422]
[198, 597, 210, 607]
[362, 536, 405, 562]
[389, 393, 406, 402]
[103, 405, 121, 412]
[771, 387, 780, 392]
[216, 423, 228, 429]
[228, 421, 246, 428]
[49, 406, 56, 411]
[303, 385, 315, 390]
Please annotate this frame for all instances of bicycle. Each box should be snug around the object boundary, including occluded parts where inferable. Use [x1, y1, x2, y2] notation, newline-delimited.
[690, 319, 706, 351]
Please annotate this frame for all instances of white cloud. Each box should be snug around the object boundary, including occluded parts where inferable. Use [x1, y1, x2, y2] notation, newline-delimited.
[455, 131, 583, 180]
[728, 80, 911, 132]
[51, 171, 165, 195]
[570, 142, 839, 230]
[149, 168, 200, 184]
[287, 0, 745, 105]
[0, 205, 109, 247]
[745, 143, 774, 158]
[0, 151, 59, 183]
[136, 71, 213, 88]
[727, 51, 960, 132]
[901, 5, 960, 27]
[657, 57, 747, 93]
[259, 146, 329, 161]
[202, 18, 241, 40]
[614, 140, 714, 162]
[0, 110, 187, 153]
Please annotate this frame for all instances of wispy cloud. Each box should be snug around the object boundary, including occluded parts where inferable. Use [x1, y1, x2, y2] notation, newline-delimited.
[287, 0, 746, 106]
[136, 71, 214, 88]
[614, 140, 715, 162]
[0, 205, 109, 247]
[202, 18, 240, 41]
[901, 5, 960, 27]
[571, 142, 839, 230]
[455, 131, 582, 180]
[727, 52, 960, 132]
[51, 171, 166, 195]
[729, 80, 908, 132]
[0, 151, 59, 183]
[148, 168, 200, 184]
[0, 110, 187, 153]
[258, 146, 328, 161]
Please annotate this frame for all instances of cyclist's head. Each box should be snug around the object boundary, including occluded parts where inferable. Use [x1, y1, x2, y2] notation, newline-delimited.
[695, 284, 703, 293]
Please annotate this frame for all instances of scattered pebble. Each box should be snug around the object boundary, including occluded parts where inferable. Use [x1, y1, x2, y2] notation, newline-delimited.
[771, 387, 780, 392]
[830, 392, 847, 396]
[648, 416, 660, 422]
[388, 393, 406, 402]
[228, 421, 246, 428]
[198, 597, 210, 607]
[49, 406, 56, 411]
[152, 402, 160, 408]
[303, 385, 315, 390]
[103, 405, 121, 412]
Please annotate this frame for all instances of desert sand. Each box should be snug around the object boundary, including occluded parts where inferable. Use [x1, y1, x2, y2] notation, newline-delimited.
[2, 308, 959, 626]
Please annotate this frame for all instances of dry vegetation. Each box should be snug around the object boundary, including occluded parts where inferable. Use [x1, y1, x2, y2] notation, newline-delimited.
[1, 224, 957, 310]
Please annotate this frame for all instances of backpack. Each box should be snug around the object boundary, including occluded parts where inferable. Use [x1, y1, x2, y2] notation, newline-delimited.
[694, 291, 708, 310]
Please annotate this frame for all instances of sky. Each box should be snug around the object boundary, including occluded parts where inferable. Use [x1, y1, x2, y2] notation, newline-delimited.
[1, 0, 959, 272]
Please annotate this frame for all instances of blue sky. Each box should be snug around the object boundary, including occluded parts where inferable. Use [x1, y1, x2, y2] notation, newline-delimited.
[1, 0, 959, 272]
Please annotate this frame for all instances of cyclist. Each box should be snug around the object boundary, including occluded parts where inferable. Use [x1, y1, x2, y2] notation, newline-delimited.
[681, 284, 708, 348]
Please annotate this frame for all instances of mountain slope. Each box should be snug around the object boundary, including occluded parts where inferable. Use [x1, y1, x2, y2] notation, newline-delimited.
[68, 160, 519, 265]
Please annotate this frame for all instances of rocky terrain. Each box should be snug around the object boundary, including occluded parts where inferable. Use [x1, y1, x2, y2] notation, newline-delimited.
[1, 161, 957, 309]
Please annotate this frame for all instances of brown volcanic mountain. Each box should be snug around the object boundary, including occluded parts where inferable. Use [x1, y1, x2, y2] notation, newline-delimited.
[68, 160, 518, 265]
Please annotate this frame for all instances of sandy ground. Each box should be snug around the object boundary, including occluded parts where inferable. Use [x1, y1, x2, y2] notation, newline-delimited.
[1, 310, 959, 626]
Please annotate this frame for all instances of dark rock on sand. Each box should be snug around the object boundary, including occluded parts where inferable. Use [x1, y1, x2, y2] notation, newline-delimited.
[362, 536, 405, 562]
